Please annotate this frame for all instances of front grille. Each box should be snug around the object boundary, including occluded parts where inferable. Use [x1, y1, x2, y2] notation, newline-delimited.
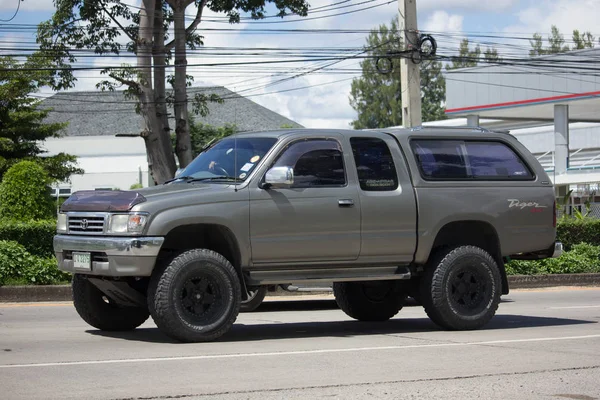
[68, 215, 106, 234]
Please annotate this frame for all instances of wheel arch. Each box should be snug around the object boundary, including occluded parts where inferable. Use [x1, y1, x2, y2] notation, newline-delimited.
[156, 223, 248, 299]
[425, 220, 508, 295]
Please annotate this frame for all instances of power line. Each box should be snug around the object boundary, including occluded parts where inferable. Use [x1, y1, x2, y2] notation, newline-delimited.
[0, 0, 21, 23]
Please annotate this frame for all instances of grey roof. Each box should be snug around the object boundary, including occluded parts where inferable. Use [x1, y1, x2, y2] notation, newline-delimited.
[41, 86, 303, 137]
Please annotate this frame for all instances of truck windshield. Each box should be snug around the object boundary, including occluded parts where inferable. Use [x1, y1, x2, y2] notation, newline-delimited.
[173, 137, 278, 183]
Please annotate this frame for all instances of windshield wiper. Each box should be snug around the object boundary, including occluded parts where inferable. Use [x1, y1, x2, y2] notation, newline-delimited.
[187, 176, 239, 182]
[163, 175, 196, 184]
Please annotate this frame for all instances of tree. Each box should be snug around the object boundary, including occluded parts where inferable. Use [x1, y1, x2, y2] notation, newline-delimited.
[446, 39, 501, 70]
[529, 25, 594, 56]
[0, 161, 54, 221]
[172, 120, 237, 158]
[349, 19, 446, 129]
[0, 56, 82, 183]
[572, 30, 596, 49]
[38, 0, 310, 184]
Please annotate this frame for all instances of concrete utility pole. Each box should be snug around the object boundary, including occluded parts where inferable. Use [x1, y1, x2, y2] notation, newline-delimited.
[398, 0, 422, 127]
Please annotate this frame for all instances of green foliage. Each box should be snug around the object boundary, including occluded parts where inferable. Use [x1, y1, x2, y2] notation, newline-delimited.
[0, 56, 82, 182]
[0, 161, 54, 221]
[446, 38, 502, 70]
[179, 120, 238, 157]
[0, 240, 70, 286]
[506, 243, 600, 275]
[0, 219, 56, 257]
[349, 19, 446, 129]
[556, 219, 600, 251]
[130, 183, 143, 189]
[530, 25, 596, 56]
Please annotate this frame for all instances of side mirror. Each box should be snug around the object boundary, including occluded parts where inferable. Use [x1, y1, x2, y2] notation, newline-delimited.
[264, 166, 294, 188]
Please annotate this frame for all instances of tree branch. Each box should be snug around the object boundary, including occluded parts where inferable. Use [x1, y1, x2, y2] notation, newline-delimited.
[110, 74, 139, 89]
[102, 6, 136, 42]
[165, 0, 207, 51]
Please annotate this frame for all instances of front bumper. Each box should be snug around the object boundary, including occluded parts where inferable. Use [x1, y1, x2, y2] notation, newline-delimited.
[552, 242, 563, 258]
[53, 235, 164, 276]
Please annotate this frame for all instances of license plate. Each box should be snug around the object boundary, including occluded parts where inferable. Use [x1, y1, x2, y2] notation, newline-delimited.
[72, 252, 91, 271]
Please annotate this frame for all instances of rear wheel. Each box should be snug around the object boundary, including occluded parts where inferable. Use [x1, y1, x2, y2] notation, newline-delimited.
[148, 249, 241, 342]
[333, 280, 405, 321]
[420, 245, 501, 330]
[240, 285, 268, 312]
[72, 274, 149, 331]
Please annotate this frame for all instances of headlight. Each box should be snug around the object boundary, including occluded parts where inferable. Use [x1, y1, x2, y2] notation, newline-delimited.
[57, 213, 67, 233]
[108, 213, 148, 235]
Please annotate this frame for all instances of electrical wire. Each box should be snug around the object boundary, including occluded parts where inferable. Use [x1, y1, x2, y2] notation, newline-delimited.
[0, 0, 21, 23]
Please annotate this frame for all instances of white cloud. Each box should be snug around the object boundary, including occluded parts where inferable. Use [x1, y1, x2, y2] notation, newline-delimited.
[0, 0, 54, 12]
[418, 0, 515, 12]
[423, 11, 464, 33]
[507, 0, 600, 34]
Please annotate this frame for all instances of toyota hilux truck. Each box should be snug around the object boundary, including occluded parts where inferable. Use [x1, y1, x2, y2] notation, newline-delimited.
[54, 126, 562, 342]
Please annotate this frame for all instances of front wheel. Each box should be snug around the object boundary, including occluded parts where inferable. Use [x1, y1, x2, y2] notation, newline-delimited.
[148, 249, 241, 342]
[72, 274, 149, 331]
[420, 245, 501, 330]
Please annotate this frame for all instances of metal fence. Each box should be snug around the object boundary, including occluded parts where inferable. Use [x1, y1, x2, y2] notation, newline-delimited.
[559, 202, 600, 219]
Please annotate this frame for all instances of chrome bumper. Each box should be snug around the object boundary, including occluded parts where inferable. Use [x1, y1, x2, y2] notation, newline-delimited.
[53, 235, 164, 276]
[552, 242, 563, 258]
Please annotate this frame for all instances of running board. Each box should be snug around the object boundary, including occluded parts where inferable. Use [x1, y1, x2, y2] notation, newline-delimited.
[247, 266, 412, 285]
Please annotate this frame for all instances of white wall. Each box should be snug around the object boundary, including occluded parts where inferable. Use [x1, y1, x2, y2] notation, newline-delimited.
[42, 136, 150, 193]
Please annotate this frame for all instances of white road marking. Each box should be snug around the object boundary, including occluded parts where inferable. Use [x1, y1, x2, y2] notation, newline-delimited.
[1, 334, 600, 369]
[549, 305, 600, 309]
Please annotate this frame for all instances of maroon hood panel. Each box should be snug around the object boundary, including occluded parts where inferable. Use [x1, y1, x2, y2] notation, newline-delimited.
[60, 190, 146, 212]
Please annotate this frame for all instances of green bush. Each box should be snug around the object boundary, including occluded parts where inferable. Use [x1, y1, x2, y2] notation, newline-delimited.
[0, 240, 31, 284]
[506, 243, 600, 275]
[0, 219, 56, 257]
[0, 160, 54, 221]
[0, 240, 69, 285]
[556, 219, 600, 250]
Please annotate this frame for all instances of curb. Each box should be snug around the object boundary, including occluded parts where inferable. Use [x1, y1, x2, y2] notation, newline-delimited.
[1, 274, 600, 303]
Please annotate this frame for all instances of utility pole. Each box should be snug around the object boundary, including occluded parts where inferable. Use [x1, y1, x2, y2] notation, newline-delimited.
[398, 0, 422, 127]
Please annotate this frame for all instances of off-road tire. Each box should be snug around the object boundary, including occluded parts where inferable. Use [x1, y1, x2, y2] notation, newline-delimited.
[72, 274, 149, 331]
[333, 281, 404, 321]
[240, 285, 268, 312]
[420, 245, 501, 330]
[149, 249, 241, 342]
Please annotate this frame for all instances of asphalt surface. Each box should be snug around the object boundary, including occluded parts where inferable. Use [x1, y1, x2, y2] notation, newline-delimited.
[1, 288, 600, 400]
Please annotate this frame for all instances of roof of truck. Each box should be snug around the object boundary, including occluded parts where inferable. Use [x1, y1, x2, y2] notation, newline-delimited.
[232, 126, 513, 139]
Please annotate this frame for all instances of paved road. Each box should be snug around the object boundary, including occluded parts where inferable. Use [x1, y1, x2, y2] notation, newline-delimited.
[1, 288, 600, 400]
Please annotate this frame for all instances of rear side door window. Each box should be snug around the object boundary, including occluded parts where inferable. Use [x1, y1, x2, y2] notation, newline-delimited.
[350, 137, 399, 191]
[272, 139, 346, 187]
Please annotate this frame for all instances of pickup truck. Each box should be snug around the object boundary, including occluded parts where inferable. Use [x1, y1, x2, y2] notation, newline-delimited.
[54, 127, 562, 342]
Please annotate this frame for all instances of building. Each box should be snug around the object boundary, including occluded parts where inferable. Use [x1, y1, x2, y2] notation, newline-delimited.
[443, 47, 600, 212]
[40, 86, 303, 195]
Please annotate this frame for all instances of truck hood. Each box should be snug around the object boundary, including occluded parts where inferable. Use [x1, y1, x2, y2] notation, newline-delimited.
[60, 183, 224, 212]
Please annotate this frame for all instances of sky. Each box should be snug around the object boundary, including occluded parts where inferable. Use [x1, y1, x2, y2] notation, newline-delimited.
[1, 0, 599, 129]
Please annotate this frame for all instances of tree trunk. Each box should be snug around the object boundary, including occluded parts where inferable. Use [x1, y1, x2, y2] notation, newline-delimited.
[153, 0, 171, 153]
[138, 0, 176, 184]
[172, 2, 193, 168]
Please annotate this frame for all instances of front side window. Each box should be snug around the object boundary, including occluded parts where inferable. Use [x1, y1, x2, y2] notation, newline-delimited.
[273, 139, 346, 187]
[178, 137, 277, 182]
[411, 139, 533, 180]
[350, 137, 399, 191]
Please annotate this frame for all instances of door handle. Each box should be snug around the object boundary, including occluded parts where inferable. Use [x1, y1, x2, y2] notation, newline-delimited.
[338, 199, 354, 207]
